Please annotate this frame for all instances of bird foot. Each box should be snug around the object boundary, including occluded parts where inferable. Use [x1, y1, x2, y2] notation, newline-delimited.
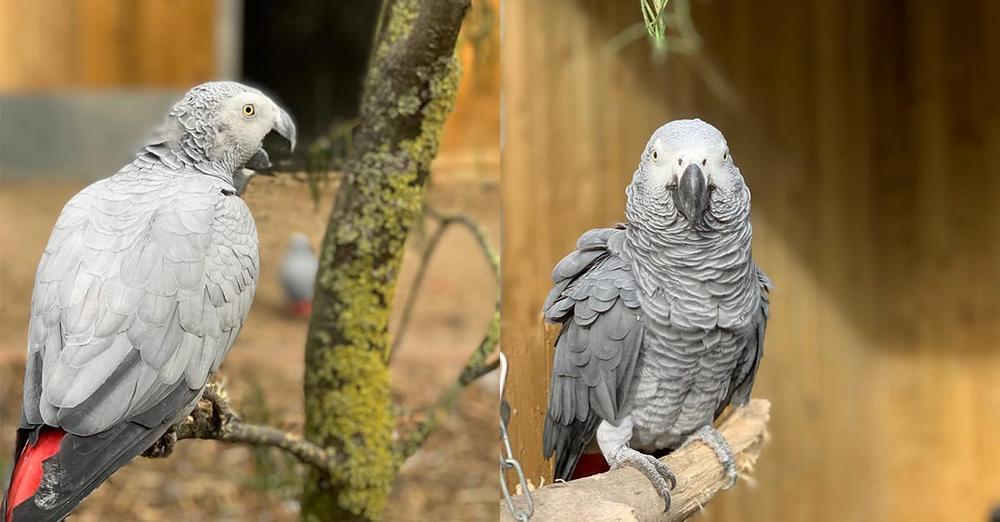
[608, 445, 677, 511]
[684, 424, 737, 488]
[142, 426, 177, 459]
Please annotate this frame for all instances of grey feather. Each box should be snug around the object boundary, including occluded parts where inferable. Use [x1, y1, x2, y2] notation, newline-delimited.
[25, 161, 259, 438]
[542, 227, 644, 478]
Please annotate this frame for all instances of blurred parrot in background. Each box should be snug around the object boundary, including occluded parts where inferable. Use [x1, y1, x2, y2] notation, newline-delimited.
[542, 119, 771, 510]
[2, 81, 295, 522]
[280, 233, 319, 317]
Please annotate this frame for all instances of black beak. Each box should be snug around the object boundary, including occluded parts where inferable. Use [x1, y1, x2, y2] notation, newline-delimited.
[249, 117, 296, 172]
[245, 149, 272, 170]
[275, 107, 297, 152]
[673, 163, 710, 222]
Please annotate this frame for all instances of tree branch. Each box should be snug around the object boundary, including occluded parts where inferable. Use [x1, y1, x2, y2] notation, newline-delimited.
[392, 204, 500, 457]
[169, 380, 342, 475]
[425, 205, 500, 279]
[396, 308, 499, 458]
[391, 204, 499, 360]
[501, 399, 771, 522]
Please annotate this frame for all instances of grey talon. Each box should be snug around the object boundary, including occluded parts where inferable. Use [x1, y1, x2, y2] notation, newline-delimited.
[609, 446, 676, 511]
[687, 425, 737, 488]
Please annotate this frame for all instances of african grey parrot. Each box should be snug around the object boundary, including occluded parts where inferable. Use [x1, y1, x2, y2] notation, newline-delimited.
[542, 119, 771, 510]
[2, 81, 295, 522]
[280, 233, 318, 317]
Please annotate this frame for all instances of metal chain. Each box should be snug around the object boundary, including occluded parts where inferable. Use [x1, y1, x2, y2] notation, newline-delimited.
[498, 352, 533, 521]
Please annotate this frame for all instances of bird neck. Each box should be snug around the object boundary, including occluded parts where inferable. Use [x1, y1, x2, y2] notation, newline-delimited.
[134, 141, 238, 186]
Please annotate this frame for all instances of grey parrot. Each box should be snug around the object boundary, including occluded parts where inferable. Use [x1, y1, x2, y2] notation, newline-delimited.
[542, 119, 771, 510]
[2, 81, 295, 522]
[280, 233, 318, 317]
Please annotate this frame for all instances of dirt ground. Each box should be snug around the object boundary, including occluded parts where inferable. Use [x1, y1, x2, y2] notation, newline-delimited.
[0, 159, 500, 521]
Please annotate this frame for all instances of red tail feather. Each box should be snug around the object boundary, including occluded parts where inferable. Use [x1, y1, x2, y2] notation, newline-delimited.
[571, 452, 610, 479]
[6, 427, 65, 522]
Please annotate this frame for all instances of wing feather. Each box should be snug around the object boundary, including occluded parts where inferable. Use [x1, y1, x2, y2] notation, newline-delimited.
[542, 226, 643, 480]
[716, 266, 771, 417]
[21, 174, 259, 437]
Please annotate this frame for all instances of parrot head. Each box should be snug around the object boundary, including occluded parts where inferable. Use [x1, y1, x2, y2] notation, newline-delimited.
[159, 81, 297, 174]
[629, 119, 747, 228]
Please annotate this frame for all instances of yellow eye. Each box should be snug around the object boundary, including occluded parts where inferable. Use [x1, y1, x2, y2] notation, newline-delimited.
[242, 104, 255, 117]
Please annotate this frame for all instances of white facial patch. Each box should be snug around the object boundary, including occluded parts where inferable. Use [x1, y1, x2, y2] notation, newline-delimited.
[643, 138, 676, 187]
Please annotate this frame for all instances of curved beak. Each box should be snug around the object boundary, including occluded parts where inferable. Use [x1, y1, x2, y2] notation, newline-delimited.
[247, 106, 297, 172]
[673, 163, 710, 222]
[274, 107, 297, 152]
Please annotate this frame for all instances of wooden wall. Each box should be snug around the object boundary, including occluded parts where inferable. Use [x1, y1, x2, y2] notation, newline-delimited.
[501, 1, 1000, 521]
[0, 0, 216, 91]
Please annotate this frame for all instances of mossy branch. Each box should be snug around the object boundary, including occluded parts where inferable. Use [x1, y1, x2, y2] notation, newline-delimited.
[389, 203, 500, 457]
[396, 308, 500, 459]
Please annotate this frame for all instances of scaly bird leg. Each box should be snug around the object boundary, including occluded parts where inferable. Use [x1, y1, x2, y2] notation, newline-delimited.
[608, 445, 677, 511]
[683, 424, 737, 488]
[597, 417, 677, 511]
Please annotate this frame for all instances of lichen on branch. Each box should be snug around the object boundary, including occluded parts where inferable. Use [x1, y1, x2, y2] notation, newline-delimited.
[300, 0, 472, 520]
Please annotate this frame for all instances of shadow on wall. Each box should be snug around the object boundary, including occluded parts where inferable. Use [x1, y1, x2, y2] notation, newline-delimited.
[577, 0, 1000, 346]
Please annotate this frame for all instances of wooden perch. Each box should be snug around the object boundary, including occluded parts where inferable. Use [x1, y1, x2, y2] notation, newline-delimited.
[501, 399, 771, 522]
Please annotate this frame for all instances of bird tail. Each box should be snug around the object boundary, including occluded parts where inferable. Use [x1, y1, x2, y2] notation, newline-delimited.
[3, 427, 63, 522]
[3, 422, 169, 522]
[543, 413, 601, 481]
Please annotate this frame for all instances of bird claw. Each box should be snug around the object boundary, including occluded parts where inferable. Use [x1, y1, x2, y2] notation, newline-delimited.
[685, 424, 737, 488]
[141, 426, 177, 459]
[609, 446, 677, 511]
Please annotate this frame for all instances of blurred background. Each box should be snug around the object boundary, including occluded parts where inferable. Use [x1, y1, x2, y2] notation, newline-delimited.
[0, 0, 499, 520]
[501, 1, 999, 521]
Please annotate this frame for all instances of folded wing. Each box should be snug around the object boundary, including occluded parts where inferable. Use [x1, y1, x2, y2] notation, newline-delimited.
[541, 226, 644, 480]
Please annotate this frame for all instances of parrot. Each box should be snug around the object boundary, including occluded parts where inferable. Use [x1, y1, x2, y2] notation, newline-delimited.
[1, 81, 296, 522]
[541, 119, 771, 510]
[279, 233, 318, 317]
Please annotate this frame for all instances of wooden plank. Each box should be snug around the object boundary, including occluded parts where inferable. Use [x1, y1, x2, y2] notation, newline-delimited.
[500, 0, 554, 486]
[0, 0, 215, 91]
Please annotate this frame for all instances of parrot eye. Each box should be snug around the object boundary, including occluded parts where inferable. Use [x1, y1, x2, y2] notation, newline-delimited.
[723, 151, 728, 160]
[242, 104, 256, 117]
[651, 150, 658, 161]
